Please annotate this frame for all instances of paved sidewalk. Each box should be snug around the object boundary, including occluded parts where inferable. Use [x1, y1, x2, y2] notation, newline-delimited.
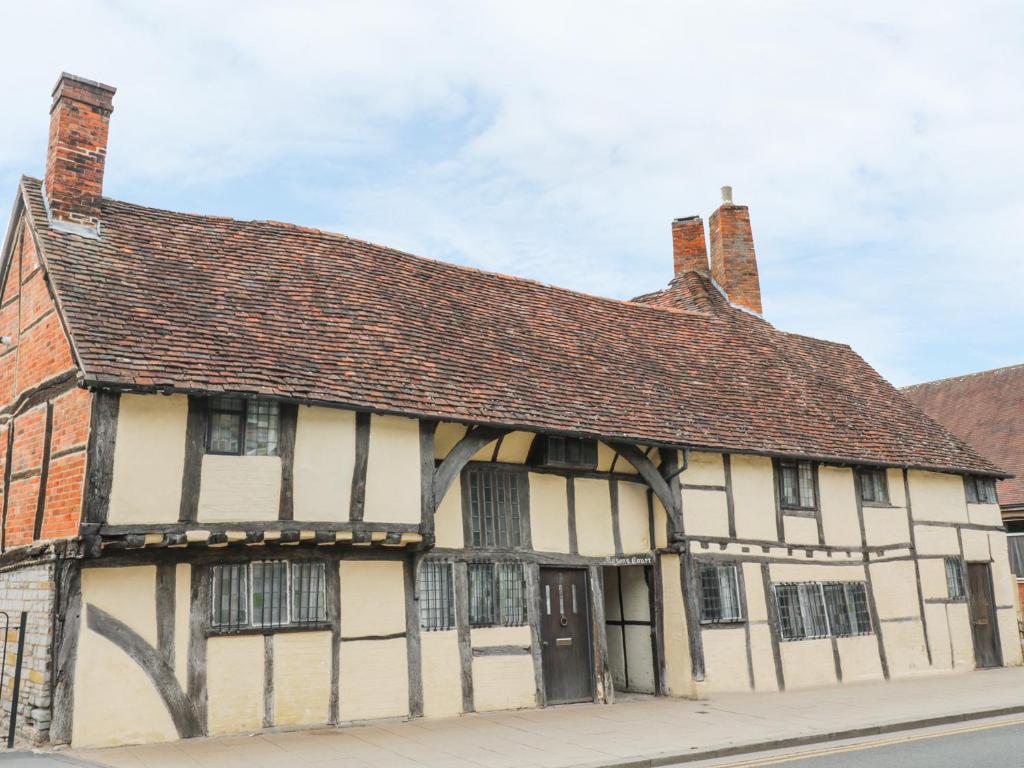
[62, 667, 1024, 768]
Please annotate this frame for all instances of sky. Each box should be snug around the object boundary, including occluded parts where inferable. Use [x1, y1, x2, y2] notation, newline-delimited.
[1, 1, 1021, 387]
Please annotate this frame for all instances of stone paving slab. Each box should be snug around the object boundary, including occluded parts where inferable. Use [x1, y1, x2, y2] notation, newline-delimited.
[57, 667, 1024, 768]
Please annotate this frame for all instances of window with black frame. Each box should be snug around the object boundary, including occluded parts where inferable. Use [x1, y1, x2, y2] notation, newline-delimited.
[774, 581, 871, 641]
[464, 467, 527, 548]
[964, 475, 998, 505]
[418, 560, 455, 631]
[699, 563, 743, 624]
[777, 460, 816, 511]
[467, 562, 527, 627]
[207, 396, 280, 456]
[211, 560, 327, 630]
[944, 557, 967, 600]
[857, 468, 889, 505]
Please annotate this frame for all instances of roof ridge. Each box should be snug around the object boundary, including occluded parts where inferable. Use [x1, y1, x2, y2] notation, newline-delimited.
[902, 362, 1024, 391]
[22, 175, 723, 325]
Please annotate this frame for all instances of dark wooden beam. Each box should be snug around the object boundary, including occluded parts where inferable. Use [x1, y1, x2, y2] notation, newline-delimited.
[432, 426, 507, 507]
[454, 561, 474, 713]
[277, 403, 298, 521]
[187, 564, 211, 734]
[404, 556, 424, 718]
[349, 412, 371, 521]
[419, 420, 437, 540]
[83, 391, 120, 526]
[178, 396, 207, 524]
[1, 421, 15, 552]
[155, 563, 176, 671]
[49, 558, 81, 745]
[32, 402, 54, 540]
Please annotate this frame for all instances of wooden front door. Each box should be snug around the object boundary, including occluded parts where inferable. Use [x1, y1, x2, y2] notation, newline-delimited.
[539, 567, 594, 704]
[967, 562, 1002, 669]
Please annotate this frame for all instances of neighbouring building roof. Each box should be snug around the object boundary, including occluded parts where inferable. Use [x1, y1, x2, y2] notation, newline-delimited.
[15, 175, 1003, 476]
[904, 365, 1024, 507]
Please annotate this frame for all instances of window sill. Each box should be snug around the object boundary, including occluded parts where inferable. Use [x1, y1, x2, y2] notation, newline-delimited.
[861, 500, 895, 508]
[781, 507, 818, 517]
[207, 623, 330, 638]
[700, 619, 746, 628]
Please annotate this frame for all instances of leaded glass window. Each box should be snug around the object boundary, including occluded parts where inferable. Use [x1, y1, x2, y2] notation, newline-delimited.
[945, 557, 966, 601]
[467, 562, 527, 627]
[778, 460, 816, 510]
[418, 561, 455, 631]
[465, 467, 525, 548]
[699, 563, 743, 623]
[775, 581, 872, 641]
[858, 468, 889, 505]
[965, 476, 998, 504]
[207, 397, 279, 456]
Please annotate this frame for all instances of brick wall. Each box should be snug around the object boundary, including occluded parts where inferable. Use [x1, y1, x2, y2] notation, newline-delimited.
[0, 562, 56, 744]
[0, 219, 90, 548]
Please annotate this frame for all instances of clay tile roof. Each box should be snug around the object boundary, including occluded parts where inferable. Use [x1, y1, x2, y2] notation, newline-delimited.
[16, 176, 1002, 475]
[903, 365, 1024, 506]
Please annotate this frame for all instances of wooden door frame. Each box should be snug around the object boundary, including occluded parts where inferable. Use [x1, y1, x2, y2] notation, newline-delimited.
[538, 565, 597, 705]
[966, 560, 1003, 669]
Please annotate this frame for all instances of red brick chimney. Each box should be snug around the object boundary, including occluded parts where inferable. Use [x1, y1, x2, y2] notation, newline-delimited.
[671, 216, 708, 275]
[44, 73, 116, 235]
[708, 186, 762, 314]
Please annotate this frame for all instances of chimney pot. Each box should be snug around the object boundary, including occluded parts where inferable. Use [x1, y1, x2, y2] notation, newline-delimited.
[44, 73, 116, 235]
[720, 185, 733, 204]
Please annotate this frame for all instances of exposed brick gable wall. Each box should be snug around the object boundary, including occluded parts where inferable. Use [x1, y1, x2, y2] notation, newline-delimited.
[0, 218, 89, 548]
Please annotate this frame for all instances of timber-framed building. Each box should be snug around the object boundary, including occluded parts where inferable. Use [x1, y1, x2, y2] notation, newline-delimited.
[0, 74, 1019, 747]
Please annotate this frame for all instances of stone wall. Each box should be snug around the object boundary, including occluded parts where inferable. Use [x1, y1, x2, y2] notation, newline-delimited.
[0, 562, 55, 744]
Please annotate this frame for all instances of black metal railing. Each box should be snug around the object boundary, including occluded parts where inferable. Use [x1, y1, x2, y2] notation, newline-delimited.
[0, 611, 27, 749]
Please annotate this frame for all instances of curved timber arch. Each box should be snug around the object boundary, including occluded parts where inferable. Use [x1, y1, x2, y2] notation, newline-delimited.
[606, 441, 683, 534]
[431, 425, 509, 508]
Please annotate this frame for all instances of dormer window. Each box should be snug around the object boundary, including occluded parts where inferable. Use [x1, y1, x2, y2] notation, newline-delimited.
[533, 435, 598, 469]
[207, 397, 280, 456]
[964, 475, 998, 504]
[777, 460, 816, 511]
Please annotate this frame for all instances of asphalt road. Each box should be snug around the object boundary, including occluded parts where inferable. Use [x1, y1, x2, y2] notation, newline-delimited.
[686, 715, 1024, 767]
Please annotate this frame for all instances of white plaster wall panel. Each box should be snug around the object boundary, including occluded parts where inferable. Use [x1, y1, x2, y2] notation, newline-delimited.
[471, 625, 531, 648]
[682, 489, 729, 537]
[274, 631, 332, 726]
[173, 564, 191, 690]
[782, 515, 818, 546]
[293, 406, 354, 522]
[960, 528, 991, 563]
[421, 630, 463, 718]
[653, 495, 669, 549]
[497, 431, 533, 463]
[887, 469, 907, 507]
[206, 636, 264, 736]
[868, 561, 920, 620]
[836, 635, 883, 683]
[769, 563, 865, 582]
[863, 506, 910, 548]
[73, 622, 179, 747]
[529, 472, 570, 553]
[472, 655, 537, 711]
[923, 603, 952, 669]
[989, 535, 1017, 607]
[434, 484, 464, 548]
[945, 603, 975, 669]
[702, 627, 751, 693]
[660, 554, 694, 697]
[624, 624, 656, 693]
[108, 394, 187, 524]
[575, 478, 616, 556]
[81, 566, 157, 646]
[73, 566, 175, 747]
[198, 455, 281, 522]
[620, 566, 651, 622]
[363, 414, 420, 523]
[913, 525, 961, 556]
[434, 422, 467, 460]
[818, 467, 861, 548]
[340, 560, 406, 637]
[967, 502, 1002, 527]
[742, 563, 768, 622]
[470, 436, 500, 462]
[618, 481, 652, 554]
[681, 451, 726, 486]
[339, 638, 409, 720]
[748, 624, 779, 692]
[730, 455, 777, 541]
[596, 441, 617, 472]
[907, 471, 967, 523]
[779, 639, 836, 689]
[879, 620, 930, 678]
[997, 608, 1023, 666]
[918, 557, 950, 601]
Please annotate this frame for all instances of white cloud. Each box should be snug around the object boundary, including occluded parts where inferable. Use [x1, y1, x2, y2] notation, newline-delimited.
[1, 0, 1022, 386]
